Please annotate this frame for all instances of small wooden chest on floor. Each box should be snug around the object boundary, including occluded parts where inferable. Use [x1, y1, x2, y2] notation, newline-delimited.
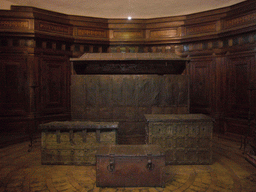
[96, 145, 165, 188]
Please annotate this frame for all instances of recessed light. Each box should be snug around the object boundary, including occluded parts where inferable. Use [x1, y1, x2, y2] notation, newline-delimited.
[128, 16, 132, 20]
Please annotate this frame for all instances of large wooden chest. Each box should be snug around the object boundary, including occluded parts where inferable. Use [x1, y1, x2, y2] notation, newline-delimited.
[71, 74, 189, 145]
[39, 121, 118, 165]
[145, 114, 213, 165]
[96, 145, 165, 187]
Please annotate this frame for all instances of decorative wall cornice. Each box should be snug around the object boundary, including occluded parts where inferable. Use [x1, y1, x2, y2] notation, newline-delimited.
[0, 1, 255, 46]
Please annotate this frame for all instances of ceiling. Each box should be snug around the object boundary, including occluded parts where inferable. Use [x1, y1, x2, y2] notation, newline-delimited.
[1, 0, 246, 19]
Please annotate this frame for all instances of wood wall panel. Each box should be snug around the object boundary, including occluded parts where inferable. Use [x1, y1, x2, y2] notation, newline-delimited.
[221, 54, 255, 137]
[189, 59, 212, 114]
[0, 55, 28, 117]
[226, 55, 254, 119]
[39, 56, 70, 116]
[212, 56, 227, 133]
[0, 54, 33, 134]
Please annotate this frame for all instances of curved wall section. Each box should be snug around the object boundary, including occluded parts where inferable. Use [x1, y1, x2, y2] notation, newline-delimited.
[0, 0, 255, 141]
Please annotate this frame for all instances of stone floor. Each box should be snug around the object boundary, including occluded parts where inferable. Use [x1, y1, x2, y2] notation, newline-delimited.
[0, 136, 256, 192]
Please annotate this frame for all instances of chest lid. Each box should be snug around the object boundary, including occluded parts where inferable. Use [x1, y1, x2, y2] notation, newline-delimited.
[96, 144, 164, 157]
[145, 114, 213, 122]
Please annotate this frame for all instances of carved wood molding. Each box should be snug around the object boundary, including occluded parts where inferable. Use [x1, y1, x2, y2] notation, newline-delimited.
[150, 29, 177, 38]
[0, 20, 29, 29]
[76, 28, 108, 38]
[223, 12, 256, 29]
[35, 20, 72, 35]
[112, 31, 144, 39]
[0, 1, 255, 45]
[186, 23, 216, 35]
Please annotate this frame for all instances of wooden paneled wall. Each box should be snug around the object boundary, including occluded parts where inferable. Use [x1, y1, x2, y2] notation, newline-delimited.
[0, 0, 256, 140]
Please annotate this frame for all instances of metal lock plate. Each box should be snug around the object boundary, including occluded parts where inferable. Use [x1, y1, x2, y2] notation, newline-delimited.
[147, 154, 154, 170]
[107, 154, 115, 172]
